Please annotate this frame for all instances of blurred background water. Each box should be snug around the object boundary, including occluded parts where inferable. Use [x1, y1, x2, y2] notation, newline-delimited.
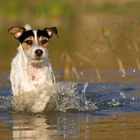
[0, 0, 140, 140]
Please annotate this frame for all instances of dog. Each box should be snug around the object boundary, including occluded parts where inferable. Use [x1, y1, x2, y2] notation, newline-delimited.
[8, 24, 58, 96]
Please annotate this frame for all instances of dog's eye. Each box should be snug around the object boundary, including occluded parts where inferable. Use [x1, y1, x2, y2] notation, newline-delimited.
[41, 39, 48, 44]
[25, 40, 33, 45]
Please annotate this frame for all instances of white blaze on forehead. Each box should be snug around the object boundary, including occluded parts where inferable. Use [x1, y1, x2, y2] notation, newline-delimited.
[33, 30, 39, 46]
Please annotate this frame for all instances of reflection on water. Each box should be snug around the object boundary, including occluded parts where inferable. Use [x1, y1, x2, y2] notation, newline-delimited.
[0, 112, 12, 140]
[77, 112, 140, 140]
[12, 114, 54, 140]
[0, 112, 135, 140]
[12, 113, 78, 140]
[0, 112, 136, 140]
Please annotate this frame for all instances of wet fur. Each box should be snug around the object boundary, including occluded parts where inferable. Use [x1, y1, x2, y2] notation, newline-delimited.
[9, 25, 57, 113]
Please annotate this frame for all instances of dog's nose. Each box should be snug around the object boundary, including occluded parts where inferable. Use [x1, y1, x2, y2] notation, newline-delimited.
[35, 49, 43, 57]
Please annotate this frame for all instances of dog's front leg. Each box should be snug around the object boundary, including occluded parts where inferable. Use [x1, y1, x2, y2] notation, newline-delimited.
[28, 93, 51, 113]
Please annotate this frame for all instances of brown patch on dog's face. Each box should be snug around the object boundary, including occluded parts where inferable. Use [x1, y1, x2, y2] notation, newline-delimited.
[22, 36, 34, 50]
[38, 36, 49, 48]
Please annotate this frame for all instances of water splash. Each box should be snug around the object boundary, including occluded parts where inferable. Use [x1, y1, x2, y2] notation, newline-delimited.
[0, 82, 139, 113]
[10, 82, 98, 113]
[81, 82, 88, 102]
[108, 99, 121, 107]
[45, 82, 97, 112]
[119, 91, 127, 99]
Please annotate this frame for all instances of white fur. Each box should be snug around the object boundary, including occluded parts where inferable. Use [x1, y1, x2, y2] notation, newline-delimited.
[33, 30, 39, 46]
[10, 25, 56, 113]
[24, 24, 32, 30]
[10, 43, 55, 96]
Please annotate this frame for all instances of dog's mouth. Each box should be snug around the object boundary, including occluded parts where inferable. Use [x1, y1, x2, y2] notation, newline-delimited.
[29, 54, 47, 62]
[34, 57, 43, 60]
[33, 57, 45, 62]
[30, 58, 45, 65]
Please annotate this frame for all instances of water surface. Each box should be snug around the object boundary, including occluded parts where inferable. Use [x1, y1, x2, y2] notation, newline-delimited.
[0, 72, 140, 140]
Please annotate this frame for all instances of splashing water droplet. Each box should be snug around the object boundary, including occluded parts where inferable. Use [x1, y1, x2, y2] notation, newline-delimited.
[119, 91, 126, 99]
[132, 97, 135, 101]
[102, 85, 106, 89]
[81, 82, 89, 103]
[82, 82, 89, 94]
[108, 99, 121, 107]
[133, 69, 136, 73]
[80, 72, 84, 76]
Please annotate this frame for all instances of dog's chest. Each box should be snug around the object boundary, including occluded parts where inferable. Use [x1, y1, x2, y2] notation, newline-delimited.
[27, 64, 46, 82]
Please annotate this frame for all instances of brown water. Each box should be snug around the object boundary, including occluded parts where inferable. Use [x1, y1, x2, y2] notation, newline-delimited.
[0, 111, 140, 140]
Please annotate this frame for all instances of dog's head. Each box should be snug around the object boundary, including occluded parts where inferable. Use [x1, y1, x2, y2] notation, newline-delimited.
[8, 25, 58, 62]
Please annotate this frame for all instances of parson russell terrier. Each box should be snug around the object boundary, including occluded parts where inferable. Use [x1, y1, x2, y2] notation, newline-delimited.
[8, 25, 58, 96]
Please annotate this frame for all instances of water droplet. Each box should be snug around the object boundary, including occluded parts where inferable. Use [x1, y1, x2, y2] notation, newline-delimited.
[132, 97, 135, 101]
[82, 82, 89, 94]
[133, 69, 136, 73]
[80, 72, 84, 76]
[119, 91, 126, 98]
[108, 99, 121, 106]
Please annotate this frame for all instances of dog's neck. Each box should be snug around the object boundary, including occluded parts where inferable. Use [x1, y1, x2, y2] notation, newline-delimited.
[27, 63, 43, 81]
[27, 60, 50, 80]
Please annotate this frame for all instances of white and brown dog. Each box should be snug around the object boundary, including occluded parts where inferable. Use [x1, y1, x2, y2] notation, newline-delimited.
[8, 25, 57, 97]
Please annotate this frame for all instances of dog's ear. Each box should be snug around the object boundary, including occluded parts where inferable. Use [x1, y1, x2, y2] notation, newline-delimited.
[43, 27, 58, 38]
[8, 26, 26, 39]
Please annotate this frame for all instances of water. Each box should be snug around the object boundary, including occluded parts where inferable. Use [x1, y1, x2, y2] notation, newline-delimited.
[0, 72, 140, 140]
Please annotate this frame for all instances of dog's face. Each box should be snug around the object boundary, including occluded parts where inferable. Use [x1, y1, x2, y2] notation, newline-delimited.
[8, 25, 58, 62]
